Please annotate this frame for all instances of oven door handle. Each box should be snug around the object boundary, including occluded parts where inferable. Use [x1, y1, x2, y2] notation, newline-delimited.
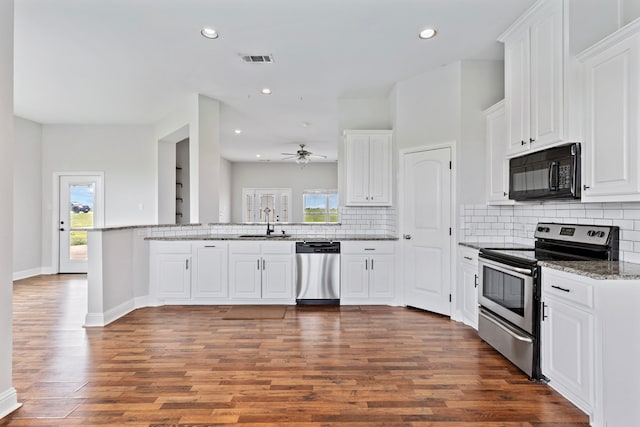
[480, 258, 533, 276]
[480, 309, 533, 343]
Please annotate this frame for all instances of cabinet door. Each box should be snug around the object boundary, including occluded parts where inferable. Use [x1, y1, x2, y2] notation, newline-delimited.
[192, 243, 228, 298]
[341, 255, 369, 299]
[582, 34, 640, 200]
[461, 262, 479, 329]
[542, 296, 594, 411]
[345, 134, 371, 205]
[368, 255, 394, 299]
[368, 134, 392, 205]
[529, 1, 564, 147]
[156, 254, 191, 299]
[485, 101, 510, 203]
[261, 254, 293, 299]
[505, 28, 531, 156]
[228, 254, 262, 299]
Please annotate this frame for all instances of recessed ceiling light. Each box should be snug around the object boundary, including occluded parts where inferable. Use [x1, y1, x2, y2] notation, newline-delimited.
[256, 154, 261, 158]
[302, 122, 310, 128]
[201, 27, 219, 39]
[261, 88, 272, 95]
[234, 129, 242, 134]
[418, 28, 437, 39]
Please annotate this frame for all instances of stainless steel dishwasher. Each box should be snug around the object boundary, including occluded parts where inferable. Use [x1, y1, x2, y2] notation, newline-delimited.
[295, 241, 340, 305]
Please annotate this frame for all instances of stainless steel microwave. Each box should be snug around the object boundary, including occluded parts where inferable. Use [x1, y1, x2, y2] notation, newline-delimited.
[509, 143, 581, 201]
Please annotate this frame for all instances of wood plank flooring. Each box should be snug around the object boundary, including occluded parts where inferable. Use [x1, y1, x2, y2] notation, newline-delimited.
[1, 274, 590, 426]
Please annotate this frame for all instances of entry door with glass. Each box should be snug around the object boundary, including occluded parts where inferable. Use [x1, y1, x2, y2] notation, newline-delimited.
[59, 175, 101, 273]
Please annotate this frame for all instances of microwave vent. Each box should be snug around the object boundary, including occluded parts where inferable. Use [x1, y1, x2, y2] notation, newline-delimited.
[241, 54, 274, 63]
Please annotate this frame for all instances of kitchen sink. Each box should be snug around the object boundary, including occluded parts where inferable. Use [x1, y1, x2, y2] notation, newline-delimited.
[238, 234, 292, 238]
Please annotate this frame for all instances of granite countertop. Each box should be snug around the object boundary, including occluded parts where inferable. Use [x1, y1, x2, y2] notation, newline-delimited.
[145, 234, 398, 242]
[540, 260, 640, 280]
[459, 241, 640, 280]
[458, 241, 534, 250]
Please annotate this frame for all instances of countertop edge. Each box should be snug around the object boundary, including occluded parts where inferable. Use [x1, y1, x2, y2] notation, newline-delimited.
[145, 235, 399, 242]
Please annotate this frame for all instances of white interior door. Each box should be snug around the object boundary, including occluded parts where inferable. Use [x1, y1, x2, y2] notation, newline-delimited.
[402, 147, 452, 315]
[58, 175, 103, 273]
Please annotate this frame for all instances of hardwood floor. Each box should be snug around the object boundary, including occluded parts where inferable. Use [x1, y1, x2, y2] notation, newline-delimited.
[1, 275, 589, 426]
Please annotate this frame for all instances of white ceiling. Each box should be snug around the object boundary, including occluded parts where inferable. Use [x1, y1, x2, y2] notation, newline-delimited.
[13, 0, 536, 162]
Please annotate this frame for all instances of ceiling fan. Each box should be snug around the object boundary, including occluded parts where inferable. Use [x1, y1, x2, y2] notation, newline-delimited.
[281, 144, 327, 164]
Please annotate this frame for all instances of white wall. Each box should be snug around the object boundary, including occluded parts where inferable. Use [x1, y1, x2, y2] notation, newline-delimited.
[194, 95, 221, 223]
[393, 60, 504, 205]
[13, 117, 42, 278]
[0, 0, 19, 418]
[230, 162, 338, 223]
[219, 157, 231, 222]
[460, 60, 505, 204]
[338, 97, 391, 131]
[393, 62, 462, 151]
[41, 125, 157, 271]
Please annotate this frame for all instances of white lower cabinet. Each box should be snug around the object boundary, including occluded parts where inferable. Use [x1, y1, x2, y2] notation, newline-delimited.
[150, 241, 229, 302]
[541, 269, 595, 417]
[341, 241, 396, 304]
[541, 267, 640, 427]
[192, 242, 228, 298]
[458, 246, 479, 329]
[150, 242, 193, 300]
[228, 241, 294, 301]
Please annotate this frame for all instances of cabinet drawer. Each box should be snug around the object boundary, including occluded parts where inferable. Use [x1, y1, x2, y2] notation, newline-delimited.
[459, 246, 479, 264]
[543, 273, 593, 308]
[341, 241, 396, 254]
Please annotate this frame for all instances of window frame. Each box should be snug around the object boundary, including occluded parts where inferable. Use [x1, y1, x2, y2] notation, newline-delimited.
[242, 188, 292, 223]
[302, 189, 339, 223]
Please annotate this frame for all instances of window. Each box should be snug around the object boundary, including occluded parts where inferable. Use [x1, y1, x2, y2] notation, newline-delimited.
[303, 190, 339, 223]
[242, 188, 291, 223]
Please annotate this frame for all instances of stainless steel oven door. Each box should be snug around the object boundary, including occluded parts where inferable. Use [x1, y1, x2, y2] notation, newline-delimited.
[478, 257, 534, 334]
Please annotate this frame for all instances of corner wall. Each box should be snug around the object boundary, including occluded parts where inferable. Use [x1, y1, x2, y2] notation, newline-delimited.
[13, 117, 42, 279]
[0, 0, 20, 418]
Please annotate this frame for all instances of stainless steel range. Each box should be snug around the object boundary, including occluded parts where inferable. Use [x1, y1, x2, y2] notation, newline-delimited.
[478, 223, 619, 380]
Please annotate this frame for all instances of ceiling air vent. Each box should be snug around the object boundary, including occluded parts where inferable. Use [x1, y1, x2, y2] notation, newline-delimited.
[241, 54, 274, 63]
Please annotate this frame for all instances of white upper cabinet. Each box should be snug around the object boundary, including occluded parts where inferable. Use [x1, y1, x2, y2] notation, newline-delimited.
[501, 0, 566, 156]
[343, 130, 392, 206]
[484, 100, 512, 204]
[578, 20, 640, 201]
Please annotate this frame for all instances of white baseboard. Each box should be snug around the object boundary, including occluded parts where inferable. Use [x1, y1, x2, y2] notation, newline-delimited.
[84, 312, 105, 328]
[13, 268, 45, 281]
[84, 298, 136, 327]
[0, 387, 21, 420]
[40, 266, 57, 275]
[104, 299, 135, 325]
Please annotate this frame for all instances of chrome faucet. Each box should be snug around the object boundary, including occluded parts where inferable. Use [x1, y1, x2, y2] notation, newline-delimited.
[264, 207, 275, 235]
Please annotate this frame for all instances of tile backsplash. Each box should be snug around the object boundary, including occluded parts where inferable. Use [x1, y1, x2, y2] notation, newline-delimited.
[146, 206, 398, 239]
[460, 202, 640, 263]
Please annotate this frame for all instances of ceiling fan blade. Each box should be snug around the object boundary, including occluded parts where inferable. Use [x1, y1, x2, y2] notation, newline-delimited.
[280, 152, 298, 156]
[281, 155, 298, 160]
[308, 154, 327, 159]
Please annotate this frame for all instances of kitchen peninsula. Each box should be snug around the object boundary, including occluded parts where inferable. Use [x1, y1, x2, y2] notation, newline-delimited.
[86, 222, 399, 328]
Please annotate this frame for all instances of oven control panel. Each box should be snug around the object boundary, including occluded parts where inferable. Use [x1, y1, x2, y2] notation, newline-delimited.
[534, 223, 614, 245]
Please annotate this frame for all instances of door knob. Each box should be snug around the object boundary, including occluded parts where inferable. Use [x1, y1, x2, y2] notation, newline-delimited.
[403, 234, 412, 240]
[59, 228, 65, 231]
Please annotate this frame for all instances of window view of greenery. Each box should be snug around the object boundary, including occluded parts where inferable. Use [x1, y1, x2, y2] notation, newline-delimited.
[303, 191, 338, 223]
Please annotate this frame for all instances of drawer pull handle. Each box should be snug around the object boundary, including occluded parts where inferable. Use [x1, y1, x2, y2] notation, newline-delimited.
[364, 248, 375, 251]
[464, 256, 473, 260]
[551, 285, 571, 293]
[205, 245, 216, 248]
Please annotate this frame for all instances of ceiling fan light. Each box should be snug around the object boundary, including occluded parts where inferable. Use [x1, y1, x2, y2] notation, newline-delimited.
[296, 156, 309, 164]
